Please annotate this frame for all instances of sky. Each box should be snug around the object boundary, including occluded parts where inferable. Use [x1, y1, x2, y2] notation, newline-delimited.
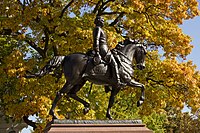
[180, 2, 200, 70]
[180, 16, 200, 70]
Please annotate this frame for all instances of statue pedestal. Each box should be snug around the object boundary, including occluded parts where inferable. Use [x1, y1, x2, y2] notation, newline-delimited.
[44, 120, 152, 133]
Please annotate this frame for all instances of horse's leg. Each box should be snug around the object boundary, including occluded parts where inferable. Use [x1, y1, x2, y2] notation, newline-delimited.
[128, 79, 145, 107]
[67, 80, 90, 115]
[49, 81, 75, 119]
[106, 87, 120, 120]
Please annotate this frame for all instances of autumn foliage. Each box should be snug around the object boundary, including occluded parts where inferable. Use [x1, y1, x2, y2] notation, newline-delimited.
[0, 0, 200, 132]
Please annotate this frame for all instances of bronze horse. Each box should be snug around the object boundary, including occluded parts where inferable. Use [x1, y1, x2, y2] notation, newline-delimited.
[27, 39, 147, 119]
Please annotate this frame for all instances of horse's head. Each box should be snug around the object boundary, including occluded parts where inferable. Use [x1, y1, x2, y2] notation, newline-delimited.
[116, 38, 147, 70]
[134, 45, 147, 70]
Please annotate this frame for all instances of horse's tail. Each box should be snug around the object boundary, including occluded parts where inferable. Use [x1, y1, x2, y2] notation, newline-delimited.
[25, 56, 65, 79]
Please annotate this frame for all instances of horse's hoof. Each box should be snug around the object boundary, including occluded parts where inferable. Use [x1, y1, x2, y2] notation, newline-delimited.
[137, 100, 143, 107]
[83, 107, 90, 115]
[106, 114, 113, 120]
[108, 117, 113, 120]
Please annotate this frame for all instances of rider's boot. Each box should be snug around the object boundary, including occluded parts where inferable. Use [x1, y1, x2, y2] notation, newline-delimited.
[111, 55, 125, 87]
[115, 68, 126, 87]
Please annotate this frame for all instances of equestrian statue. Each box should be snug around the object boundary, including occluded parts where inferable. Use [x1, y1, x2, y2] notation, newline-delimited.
[26, 16, 147, 120]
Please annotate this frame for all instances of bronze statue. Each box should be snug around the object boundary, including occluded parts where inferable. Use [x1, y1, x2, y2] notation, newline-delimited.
[26, 17, 147, 120]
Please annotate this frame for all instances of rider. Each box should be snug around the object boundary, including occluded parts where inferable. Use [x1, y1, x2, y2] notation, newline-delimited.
[93, 16, 124, 87]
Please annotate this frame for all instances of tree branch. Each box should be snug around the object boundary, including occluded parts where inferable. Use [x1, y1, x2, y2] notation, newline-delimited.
[43, 27, 50, 54]
[97, 0, 115, 16]
[23, 116, 37, 130]
[144, 12, 157, 31]
[113, 27, 121, 34]
[53, 45, 58, 56]
[59, 0, 75, 18]
[146, 77, 164, 85]
[0, 28, 12, 35]
[92, 0, 103, 14]
[103, 0, 115, 6]
[24, 39, 45, 58]
[109, 12, 125, 26]
[101, 11, 123, 15]
[17, 0, 23, 6]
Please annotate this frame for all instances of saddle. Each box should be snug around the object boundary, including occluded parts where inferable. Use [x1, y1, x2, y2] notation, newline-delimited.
[84, 50, 110, 76]
[84, 49, 133, 82]
[86, 49, 111, 65]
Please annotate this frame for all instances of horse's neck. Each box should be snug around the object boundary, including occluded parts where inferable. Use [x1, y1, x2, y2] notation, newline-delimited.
[121, 44, 135, 62]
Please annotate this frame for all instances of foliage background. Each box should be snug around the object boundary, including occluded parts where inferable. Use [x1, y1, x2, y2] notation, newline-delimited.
[0, 0, 200, 132]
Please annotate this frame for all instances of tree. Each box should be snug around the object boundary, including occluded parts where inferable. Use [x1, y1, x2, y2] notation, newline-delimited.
[162, 106, 200, 132]
[0, 0, 200, 132]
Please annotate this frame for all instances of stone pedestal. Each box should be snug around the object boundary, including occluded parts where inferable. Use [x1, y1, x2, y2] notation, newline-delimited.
[45, 120, 152, 133]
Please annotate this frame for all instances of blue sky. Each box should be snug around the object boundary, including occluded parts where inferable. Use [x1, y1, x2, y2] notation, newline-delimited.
[180, 16, 200, 70]
[180, 2, 200, 70]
